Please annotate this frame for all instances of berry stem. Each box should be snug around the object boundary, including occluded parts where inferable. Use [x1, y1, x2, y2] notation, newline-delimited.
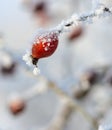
[32, 56, 38, 66]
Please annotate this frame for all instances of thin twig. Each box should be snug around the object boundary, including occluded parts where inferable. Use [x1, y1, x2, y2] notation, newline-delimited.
[48, 81, 98, 129]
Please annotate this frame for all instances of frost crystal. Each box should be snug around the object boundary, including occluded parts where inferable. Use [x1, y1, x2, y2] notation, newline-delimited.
[33, 67, 40, 75]
[22, 51, 32, 66]
[44, 47, 49, 51]
[95, 5, 105, 17]
[71, 14, 79, 26]
[47, 43, 50, 46]
[48, 38, 51, 42]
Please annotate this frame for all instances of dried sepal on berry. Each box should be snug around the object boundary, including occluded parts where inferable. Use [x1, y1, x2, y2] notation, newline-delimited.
[23, 30, 59, 75]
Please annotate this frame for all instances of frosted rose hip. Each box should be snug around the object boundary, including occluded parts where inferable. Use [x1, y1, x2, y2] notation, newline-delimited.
[23, 31, 59, 75]
[31, 32, 58, 60]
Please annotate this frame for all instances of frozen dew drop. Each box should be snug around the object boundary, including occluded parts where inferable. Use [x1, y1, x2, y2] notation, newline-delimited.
[33, 67, 40, 75]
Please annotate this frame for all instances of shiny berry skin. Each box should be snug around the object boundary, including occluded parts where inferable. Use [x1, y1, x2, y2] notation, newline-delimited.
[31, 32, 59, 60]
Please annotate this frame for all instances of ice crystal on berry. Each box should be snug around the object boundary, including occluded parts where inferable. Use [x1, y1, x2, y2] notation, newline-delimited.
[33, 67, 40, 75]
[23, 51, 32, 66]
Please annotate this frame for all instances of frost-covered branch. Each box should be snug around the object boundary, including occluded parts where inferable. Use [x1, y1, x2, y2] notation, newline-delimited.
[23, 1, 112, 75]
[56, 3, 112, 34]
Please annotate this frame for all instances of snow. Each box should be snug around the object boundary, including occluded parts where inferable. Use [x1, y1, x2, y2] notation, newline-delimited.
[23, 51, 32, 66]
[33, 67, 40, 75]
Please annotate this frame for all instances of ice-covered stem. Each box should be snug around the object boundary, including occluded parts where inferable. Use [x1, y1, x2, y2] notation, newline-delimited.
[56, 3, 112, 34]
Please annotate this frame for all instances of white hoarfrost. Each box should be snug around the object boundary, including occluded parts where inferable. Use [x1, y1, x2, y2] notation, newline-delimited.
[55, 1, 112, 33]
[23, 51, 40, 75]
[23, 51, 32, 66]
[56, 1, 112, 33]
[33, 67, 40, 75]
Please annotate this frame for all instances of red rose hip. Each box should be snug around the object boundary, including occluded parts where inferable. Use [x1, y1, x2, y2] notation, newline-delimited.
[31, 31, 59, 65]
[23, 31, 59, 75]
